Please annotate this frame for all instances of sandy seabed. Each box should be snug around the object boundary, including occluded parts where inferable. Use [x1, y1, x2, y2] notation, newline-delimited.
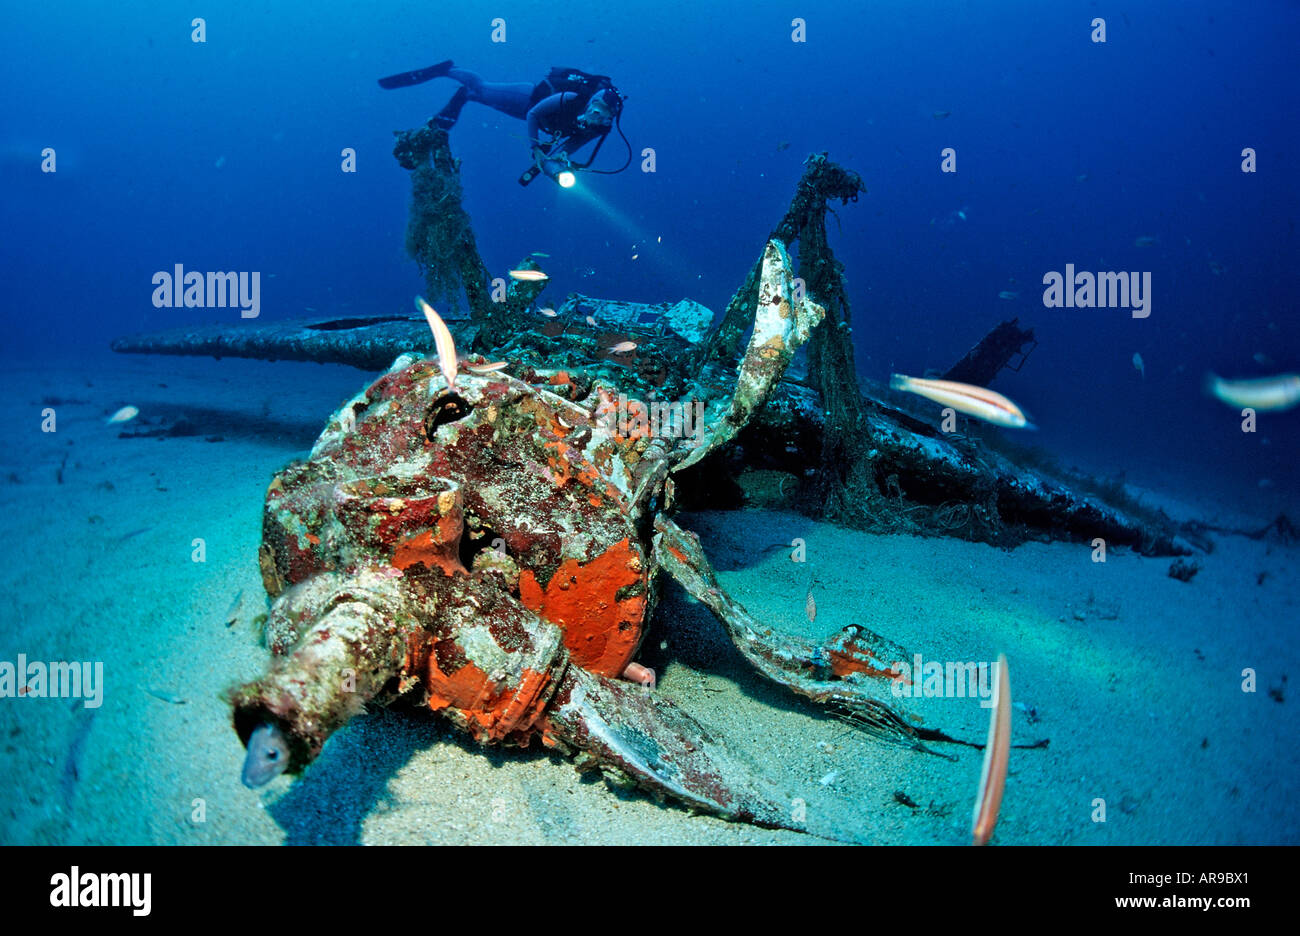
[1, 351, 1295, 846]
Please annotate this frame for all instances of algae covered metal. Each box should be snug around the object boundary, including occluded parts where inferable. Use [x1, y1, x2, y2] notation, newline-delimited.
[229, 241, 925, 835]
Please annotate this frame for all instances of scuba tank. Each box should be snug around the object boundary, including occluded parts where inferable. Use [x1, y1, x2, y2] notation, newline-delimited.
[533, 67, 619, 106]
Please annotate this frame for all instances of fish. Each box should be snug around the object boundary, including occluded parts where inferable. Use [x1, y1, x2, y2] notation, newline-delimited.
[631, 254, 639, 260]
[529, 252, 551, 258]
[467, 361, 509, 374]
[776, 140, 790, 152]
[61, 707, 97, 811]
[608, 341, 638, 354]
[585, 315, 598, 326]
[934, 207, 968, 228]
[1208, 260, 1226, 275]
[1132, 352, 1145, 378]
[1134, 235, 1158, 248]
[805, 590, 817, 623]
[225, 588, 244, 627]
[242, 723, 290, 788]
[142, 686, 187, 705]
[933, 110, 951, 119]
[998, 290, 1019, 300]
[508, 269, 549, 282]
[890, 374, 1034, 429]
[1205, 373, 1300, 412]
[414, 296, 458, 391]
[1075, 172, 1089, 182]
[106, 405, 139, 424]
[972, 653, 1011, 845]
[117, 526, 155, 542]
[539, 307, 558, 318]
[1253, 352, 1274, 367]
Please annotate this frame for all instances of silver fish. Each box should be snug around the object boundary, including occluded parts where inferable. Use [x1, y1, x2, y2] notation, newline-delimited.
[891, 374, 1034, 429]
[415, 296, 458, 391]
[1206, 373, 1300, 412]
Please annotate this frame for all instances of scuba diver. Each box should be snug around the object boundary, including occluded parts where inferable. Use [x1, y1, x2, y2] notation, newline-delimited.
[378, 61, 631, 187]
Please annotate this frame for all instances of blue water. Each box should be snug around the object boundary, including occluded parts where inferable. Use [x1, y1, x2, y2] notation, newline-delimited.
[1, 1, 1297, 847]
[5, 1, 1297, 501]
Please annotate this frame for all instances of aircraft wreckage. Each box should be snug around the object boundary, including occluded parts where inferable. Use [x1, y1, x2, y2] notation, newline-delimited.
[111, 126, 1193, 558]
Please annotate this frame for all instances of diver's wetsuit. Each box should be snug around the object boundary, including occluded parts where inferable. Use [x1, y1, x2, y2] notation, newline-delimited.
[438, 68, 536, 121]
[436, 68, 606, 171]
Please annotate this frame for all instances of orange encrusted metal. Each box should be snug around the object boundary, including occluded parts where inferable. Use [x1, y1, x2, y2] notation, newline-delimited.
[413, 639, 553, 742]
[518, 537, 647, 677]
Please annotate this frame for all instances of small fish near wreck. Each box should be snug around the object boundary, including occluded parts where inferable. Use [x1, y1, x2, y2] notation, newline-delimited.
[106, 405, 139, 425]
[971, 653, 1011, 846]
[508, 269, 549, 283]
[415, 296, 458, 392]
[228, 241, 954, 839]
[1205, 372, 1300, 413]
[890, 374, 1035, 429]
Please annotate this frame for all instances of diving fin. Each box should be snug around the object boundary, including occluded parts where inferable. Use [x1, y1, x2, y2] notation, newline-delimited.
[378, 60, 454, 90]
